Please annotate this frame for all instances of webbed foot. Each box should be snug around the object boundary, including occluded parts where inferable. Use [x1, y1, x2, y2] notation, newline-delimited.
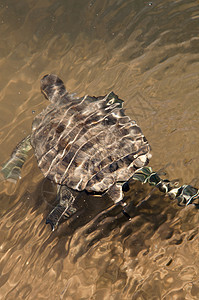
[1, 135, 32, 182]
[46, 185, 77, 230]
[104, 183, 131, 219]
[46, 204, 77, 231]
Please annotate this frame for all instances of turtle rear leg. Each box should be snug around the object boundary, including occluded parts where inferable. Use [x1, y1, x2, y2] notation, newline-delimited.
[104, 183, 131, 219]
[105, 183, 124, 203]
[1, 135, 32, 183]
[46, 185, 77, 231]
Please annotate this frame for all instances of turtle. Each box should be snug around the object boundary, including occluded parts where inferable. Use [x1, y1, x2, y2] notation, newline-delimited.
[2, 74, 198, 230]
[1, 74, 152, 229]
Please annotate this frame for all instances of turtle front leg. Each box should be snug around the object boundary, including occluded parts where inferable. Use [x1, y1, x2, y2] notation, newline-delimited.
[46, 185, 77, 231]
[1, 135, 32, 183]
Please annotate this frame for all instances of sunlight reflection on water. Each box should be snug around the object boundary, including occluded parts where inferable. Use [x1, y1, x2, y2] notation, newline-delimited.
[0, 0, 199, 299]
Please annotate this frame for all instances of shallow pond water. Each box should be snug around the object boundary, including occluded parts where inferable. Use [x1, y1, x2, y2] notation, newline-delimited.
[0, 0, 199, 299]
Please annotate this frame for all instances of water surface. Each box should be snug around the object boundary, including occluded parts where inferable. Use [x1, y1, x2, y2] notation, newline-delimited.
[0, 0, 199, 299]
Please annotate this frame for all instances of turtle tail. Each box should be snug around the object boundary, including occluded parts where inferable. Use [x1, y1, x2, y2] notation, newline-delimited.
[1, 135, 32, 183]
[132, 166, 199, 207]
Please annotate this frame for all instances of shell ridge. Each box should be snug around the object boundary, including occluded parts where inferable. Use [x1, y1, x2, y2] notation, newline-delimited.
[55, 97, 122, 164]
[34, 95, 86, 143]
[88, 137, 149, 181]
[32, 78, 151, 194]
[52, 94, 109, 146]
[86, 119, 144, 163]
[43, 101, 111, 178]
[86, 142, 150, 191]
[63, 114, 144, 189]
[33, 93, 123, 161]
[32, 105, 56, 139]
[86, 134, 139, 178]
[34, 95, 90, 171]
[58, 115, 118, 185]
[57, 104, 128, 186]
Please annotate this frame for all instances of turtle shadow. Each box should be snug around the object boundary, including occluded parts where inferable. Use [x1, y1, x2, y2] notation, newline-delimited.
[2, 176, 195, 281]
[37, 178, 181, 265]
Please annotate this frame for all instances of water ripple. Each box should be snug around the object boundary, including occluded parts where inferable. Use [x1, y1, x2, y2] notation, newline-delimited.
[0, 0, 199, 299]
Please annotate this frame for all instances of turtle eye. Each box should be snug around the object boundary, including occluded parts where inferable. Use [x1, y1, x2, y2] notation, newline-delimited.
[107, 98, 115, 105]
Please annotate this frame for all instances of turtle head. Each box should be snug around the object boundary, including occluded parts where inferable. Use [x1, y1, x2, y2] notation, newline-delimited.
[40, 74, 67, 103]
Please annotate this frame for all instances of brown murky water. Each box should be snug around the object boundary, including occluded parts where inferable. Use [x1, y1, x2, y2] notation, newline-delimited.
[0, 0, 199, 299]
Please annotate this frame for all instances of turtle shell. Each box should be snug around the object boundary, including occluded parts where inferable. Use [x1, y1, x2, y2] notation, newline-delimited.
[31, 74, 151, 193]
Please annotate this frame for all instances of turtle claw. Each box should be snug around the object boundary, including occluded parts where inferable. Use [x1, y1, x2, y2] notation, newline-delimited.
[122, 209, 131, 220]
[46, 218, 57, 231]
